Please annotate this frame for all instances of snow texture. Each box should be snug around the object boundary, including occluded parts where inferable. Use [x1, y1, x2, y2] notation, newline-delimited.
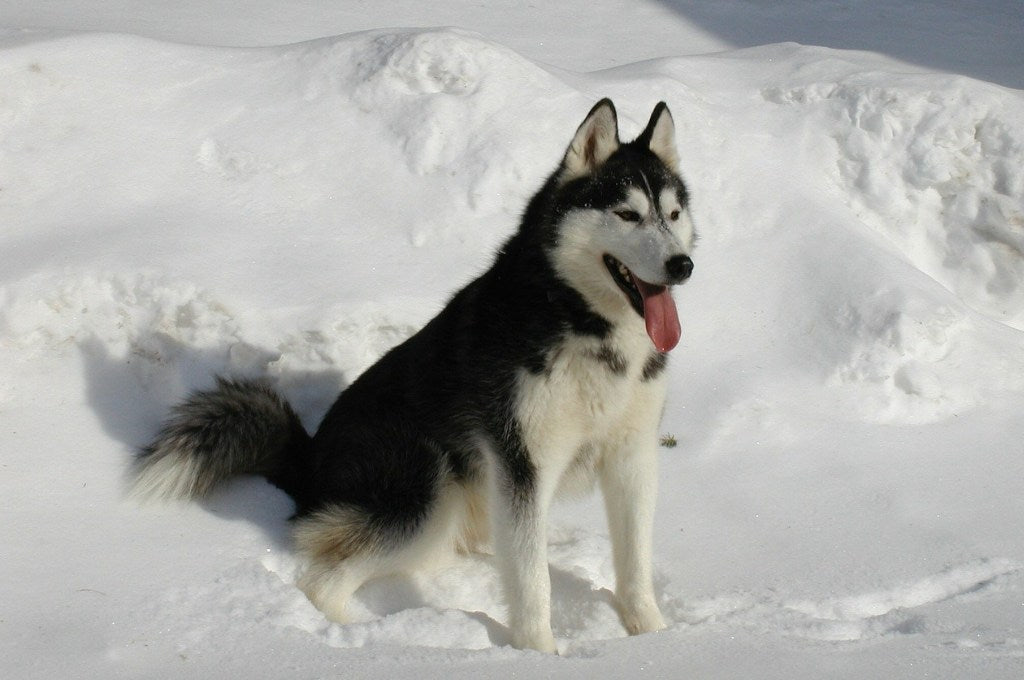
[1, 3, 1023, 679]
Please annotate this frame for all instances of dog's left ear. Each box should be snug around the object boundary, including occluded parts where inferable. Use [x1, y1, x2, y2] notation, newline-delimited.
[561, 98, 620, 182]
[637, 102, 679, 170]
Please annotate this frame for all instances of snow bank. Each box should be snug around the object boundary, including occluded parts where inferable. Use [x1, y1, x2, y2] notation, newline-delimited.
[2, 25, 1023, 680]
[765, 75, 1024, 329]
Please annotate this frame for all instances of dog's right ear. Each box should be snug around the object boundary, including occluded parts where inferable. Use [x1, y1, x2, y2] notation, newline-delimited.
[561, 99, 620, 182]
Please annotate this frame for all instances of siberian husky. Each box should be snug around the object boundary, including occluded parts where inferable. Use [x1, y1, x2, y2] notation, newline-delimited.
[134, 99, 696, 652]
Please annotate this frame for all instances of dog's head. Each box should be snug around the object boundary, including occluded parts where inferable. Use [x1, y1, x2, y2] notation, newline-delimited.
[547, 99, 696, 352]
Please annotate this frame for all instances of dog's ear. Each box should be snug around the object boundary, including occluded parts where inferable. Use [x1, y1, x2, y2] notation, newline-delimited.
[637, 102, 679, 170]
[561, 99, 620, 181]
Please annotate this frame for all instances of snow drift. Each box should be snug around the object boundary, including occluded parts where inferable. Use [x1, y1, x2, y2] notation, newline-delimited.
[2, 25, 1023, 680]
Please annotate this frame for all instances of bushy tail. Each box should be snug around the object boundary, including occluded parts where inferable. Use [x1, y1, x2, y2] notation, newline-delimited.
[132, 377, 313, 504]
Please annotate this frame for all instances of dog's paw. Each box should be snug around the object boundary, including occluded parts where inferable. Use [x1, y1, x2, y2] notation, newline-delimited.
[618, 597, 667, 636]
[510, 626, 558, 654]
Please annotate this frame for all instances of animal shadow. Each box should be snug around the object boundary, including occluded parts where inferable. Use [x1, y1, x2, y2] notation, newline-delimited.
[78, 332, 346, 547]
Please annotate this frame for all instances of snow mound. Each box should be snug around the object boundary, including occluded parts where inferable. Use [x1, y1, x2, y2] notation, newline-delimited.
[829, 289, 979, 423]
[765, 76, 1024, 328]
[0, 271, 420, 430]
[301, 28, 571, 212]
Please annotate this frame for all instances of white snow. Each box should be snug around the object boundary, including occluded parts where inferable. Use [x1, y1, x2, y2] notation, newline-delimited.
[2, 2, 1023, 679]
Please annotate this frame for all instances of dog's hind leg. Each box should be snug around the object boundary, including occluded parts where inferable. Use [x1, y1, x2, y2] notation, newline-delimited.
[293, 504, 384, 623]
[293, 480, 470, 623]
[297, 555, 374, 624]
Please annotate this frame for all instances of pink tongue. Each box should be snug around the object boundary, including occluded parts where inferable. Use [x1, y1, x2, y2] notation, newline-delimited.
[634, 278, 681, 352]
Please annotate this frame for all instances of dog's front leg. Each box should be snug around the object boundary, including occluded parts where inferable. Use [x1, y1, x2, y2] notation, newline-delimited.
[600, 432, 667, 635]
[490, 457, 558, 653]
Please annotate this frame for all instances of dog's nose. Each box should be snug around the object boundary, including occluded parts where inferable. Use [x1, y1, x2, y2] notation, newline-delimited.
[665, 254, 693, 282]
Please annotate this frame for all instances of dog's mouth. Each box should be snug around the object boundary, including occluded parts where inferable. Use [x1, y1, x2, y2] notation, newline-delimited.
[604, 254, 646, 316]
[602, 254, 681, 352]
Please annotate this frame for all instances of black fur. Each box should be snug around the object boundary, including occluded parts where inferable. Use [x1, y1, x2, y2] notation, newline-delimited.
[642, 352, 669, 382]
[557, 146, 688, 220]
[134, 197, 614, 525]
[135, 98, 687, 562]
[587, 344, 629, 375]
[286, 209, 607, 520]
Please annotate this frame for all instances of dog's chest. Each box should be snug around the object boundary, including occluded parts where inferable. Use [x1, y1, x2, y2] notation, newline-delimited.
[514, 331, 667, 459]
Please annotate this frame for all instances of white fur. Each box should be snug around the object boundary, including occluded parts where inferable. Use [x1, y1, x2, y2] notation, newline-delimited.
[597, 380, 668, 635]
[503, 145, 691, 648]
[297, 480, 478, 623]
[551, 205, 695, 327]
[660, 187, 697, 248]
[622, 186, 652, 216]
[553, 209, 639, 320]
[646, 106, 680, 169]
[129, 452, 204, 501]
[496, 319, 669, 651]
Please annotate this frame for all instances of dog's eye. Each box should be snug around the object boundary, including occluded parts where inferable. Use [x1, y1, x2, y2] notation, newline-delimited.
[614, 210, 641, 223]
[669, 209, 681, 221]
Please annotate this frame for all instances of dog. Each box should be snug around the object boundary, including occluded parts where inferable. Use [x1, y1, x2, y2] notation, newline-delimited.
[134, 99, 696, 652]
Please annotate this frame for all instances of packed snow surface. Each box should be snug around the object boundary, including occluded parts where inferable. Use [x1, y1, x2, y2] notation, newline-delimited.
[1, 3, 1023, 679]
